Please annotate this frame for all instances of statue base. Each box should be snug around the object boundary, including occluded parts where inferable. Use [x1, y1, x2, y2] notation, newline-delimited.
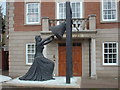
[3, 77, 81, 88]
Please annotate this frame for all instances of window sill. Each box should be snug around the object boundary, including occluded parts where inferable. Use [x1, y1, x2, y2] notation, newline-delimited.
[102, 64, 118, 67]
[100, 20, 119, 24]
[24, 23, 41, 26]
[26, 63, 32, 66]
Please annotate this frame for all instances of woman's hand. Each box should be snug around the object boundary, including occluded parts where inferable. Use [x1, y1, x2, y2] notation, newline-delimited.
[51, 35, 54, 39]
[42, 35, 55, 45]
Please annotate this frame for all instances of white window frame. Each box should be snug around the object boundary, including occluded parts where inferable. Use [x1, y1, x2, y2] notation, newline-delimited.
[102, 42, 118, 65]
[26, 43, 35, 65]
[57, 2, 83, 19]
[57, 2, 66, 19]
[0, 34, 2, 43]
[101, 0, 118, 22]
[25, 3, 40, 24]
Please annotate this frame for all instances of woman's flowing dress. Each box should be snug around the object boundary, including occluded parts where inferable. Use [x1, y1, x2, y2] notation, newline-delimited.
[19, 40, 54, 81]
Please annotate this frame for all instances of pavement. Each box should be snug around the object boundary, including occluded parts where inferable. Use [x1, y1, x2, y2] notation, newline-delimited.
[81, 77, 119, 88]
[0, 74, 12, 90]
[0, 75, 12, 83]
[0, 70, 119, 89]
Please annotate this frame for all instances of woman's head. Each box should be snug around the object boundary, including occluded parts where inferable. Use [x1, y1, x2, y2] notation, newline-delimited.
[35, 35, 42, 42]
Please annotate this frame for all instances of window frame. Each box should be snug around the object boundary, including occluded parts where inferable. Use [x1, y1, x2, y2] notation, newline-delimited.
[0, 34, 2, 43]
[102, 42, 118, 66]
[57, 2, 83, 19]
[25, 2, 40, 25]
[26, 43, 35, 65]
[101, 0, 118, 22]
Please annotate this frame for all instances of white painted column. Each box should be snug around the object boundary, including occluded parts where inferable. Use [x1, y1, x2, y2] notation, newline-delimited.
[91, 38, 97, 79]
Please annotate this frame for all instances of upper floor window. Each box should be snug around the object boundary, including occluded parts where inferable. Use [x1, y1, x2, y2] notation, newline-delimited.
[103, 42, 118, 65]
[102, 0, 118, 21]
[26, 3, 40, 24]
[57, 2, 83, 19]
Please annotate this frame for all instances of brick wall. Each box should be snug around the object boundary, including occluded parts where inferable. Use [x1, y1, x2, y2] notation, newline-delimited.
[96, 28, 118, 77]
[84, 2, 118, 29]
[14, 2, 119, 32]
[14, 2, 55, 31]
[8, 1, 119, 78]
[9, 31, 40, 77]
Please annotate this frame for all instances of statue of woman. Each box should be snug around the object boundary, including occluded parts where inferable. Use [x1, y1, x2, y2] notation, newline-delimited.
[19, 35, 55, 81]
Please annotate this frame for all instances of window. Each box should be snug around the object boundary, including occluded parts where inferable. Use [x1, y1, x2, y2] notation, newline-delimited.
[26, 43, 35, 65]
[101, 0, 118, 21]
[103, 42, 118, 65]
[26, 3, 40, 24]
[71, 2, 81, 18]
[57, 2, 82, 19]
[58, 3, 66, 19]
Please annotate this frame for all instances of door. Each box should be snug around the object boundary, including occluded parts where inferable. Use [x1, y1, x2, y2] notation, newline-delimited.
[58, 43, 82, 76]
[2, 51, 9, 70]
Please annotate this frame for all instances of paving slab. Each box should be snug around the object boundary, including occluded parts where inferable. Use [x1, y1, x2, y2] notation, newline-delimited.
[3, 77, 81, 88]
[0, 75, 12, 90]
[0, 75, 12, 83]
[81, 77, 118, 88]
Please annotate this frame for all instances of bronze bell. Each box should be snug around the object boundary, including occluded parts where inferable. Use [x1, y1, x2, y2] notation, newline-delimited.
[50, 22, 66, 39]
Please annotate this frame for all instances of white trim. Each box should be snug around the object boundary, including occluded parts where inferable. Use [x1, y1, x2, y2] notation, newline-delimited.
[55, 0, 83, 3]
[101, 0, 118, 22]
[25, 2, 40, 25]
[43, 45, 47, 58]
[26, 43, 35, 65]
[0, 34, 2, 43]
[57, 2, 60, 19]
[91, 38, 97, 78]
[102, 42, 118, 66]
[57, 1, 83, 19]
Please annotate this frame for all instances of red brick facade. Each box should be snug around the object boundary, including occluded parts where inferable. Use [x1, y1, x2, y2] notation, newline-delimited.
[84, 2, 118, 29]
[14, 2, 119, 31]
[14, 2, 55, 31]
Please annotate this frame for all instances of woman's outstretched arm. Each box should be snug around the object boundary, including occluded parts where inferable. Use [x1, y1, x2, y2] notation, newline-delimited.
[41, 35, 54, 45]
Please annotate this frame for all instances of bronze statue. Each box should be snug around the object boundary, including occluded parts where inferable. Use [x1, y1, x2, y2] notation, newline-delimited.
[19, 35, 55, 81]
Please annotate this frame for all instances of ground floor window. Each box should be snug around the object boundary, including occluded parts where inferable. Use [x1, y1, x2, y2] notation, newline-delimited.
[26, 43, 35, 65]
[103, 42, 118, 65]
